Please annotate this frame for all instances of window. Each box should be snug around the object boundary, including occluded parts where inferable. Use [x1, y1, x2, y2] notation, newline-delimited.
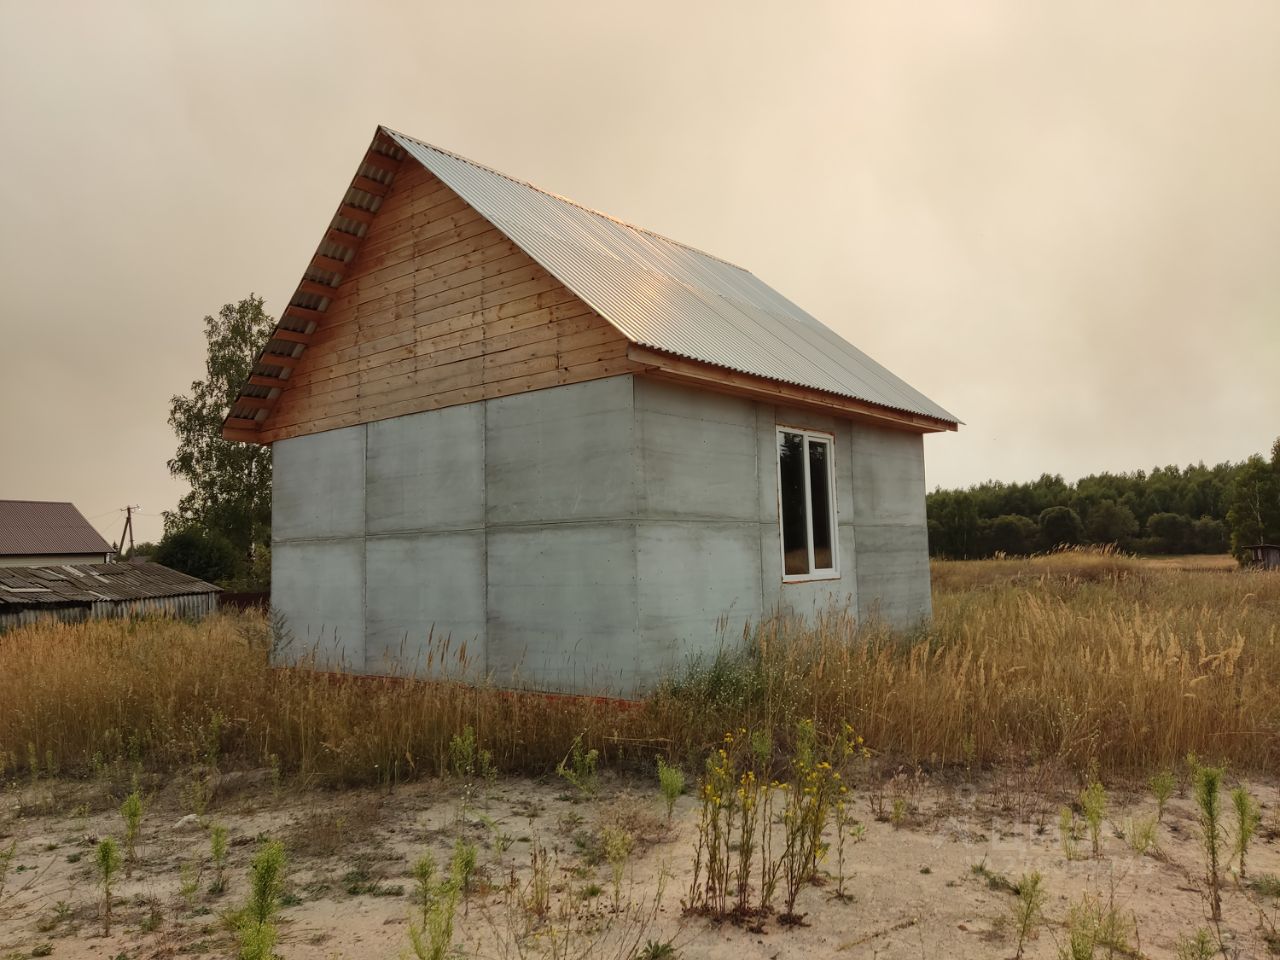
[777, 427, 838, 581]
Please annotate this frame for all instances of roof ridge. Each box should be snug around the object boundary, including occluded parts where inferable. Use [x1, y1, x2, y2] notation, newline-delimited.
[381, 126, 750, 272]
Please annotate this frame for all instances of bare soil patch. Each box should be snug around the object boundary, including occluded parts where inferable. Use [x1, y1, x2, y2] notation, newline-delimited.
[2, 767, 1277, 959]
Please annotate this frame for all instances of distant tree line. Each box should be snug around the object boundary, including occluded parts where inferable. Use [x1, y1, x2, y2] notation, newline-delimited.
[927, 437, 1280, 559]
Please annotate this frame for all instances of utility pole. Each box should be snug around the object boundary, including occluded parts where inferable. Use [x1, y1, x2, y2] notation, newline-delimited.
[118, 505, 140, 558]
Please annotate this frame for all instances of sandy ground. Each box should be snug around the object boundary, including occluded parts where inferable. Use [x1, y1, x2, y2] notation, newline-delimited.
[1, 766, 1277, 959]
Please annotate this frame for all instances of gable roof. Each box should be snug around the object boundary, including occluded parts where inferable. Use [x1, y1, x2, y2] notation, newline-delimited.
[387, 130, 957, 425]
[0, 561, 219, 607]
[0, 501, 113, 557]
[224, 126, 958, 439]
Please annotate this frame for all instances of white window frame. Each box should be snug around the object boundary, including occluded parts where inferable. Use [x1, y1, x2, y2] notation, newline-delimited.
[776, 426, 840, 583]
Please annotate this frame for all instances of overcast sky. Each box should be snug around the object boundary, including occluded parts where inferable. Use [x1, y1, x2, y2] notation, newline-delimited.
[1, 1, 1276, 546]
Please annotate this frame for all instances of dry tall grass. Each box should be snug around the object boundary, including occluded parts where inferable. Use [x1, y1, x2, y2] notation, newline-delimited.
[2, 551, 1277, 784]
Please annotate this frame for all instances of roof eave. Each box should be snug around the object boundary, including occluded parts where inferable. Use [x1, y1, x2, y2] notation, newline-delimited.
[626, 345, 959, 433]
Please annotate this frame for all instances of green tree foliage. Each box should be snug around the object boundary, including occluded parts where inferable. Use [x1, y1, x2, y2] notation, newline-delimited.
[987, 515, 1040, 555]
[153, 528, 242, 585]
[927, 441, 1278, 559]
[1145, 512, 1191, 554]
[1039, 505, 1085, 549]
[1225, 441, 1280, 558]
[164, 296, 274, 586]
[1085, 499, 1139, 545]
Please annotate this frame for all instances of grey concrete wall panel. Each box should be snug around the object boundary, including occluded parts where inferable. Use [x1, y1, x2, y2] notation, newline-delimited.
[271, 539, 365, 669]
[850, 427, 927, 527]
[486, 522, 638, 694]
[366, 405, 485, 534]
[272, 425, 367, 541]
[853, 523, 932, 626]
[267, 371, 935, 693]
[634, 379, 758, 521]
[364, 532, 486, 680]
[485, 378, 636, 525]
[635, 520, 763, 684]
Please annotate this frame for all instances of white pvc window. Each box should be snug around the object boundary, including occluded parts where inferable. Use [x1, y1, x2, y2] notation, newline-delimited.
[777, 427, 839, 582]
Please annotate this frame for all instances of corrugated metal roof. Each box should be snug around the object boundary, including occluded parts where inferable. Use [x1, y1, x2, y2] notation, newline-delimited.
[0, 501, 114, 556]
[0, 561, 220, 606]
[385, 128, 959, 425]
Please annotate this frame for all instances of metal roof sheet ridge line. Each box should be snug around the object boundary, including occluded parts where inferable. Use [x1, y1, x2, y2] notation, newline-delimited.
[384, 128, 751, 273]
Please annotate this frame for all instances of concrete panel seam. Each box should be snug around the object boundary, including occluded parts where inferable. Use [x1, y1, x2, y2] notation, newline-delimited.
[486, 517, 643, 530]
[481, 394, 489, 678]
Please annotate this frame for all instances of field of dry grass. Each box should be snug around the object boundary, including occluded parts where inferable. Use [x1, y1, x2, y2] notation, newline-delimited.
[2, 550, 1279, 959]
[2, 549, 1276, 786]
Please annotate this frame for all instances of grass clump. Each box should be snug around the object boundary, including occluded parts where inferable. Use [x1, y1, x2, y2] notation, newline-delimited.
[1058, 807, 1080, 860]
[1123, 814, 1159, 858]
[1231, 784, 1259, 878]
[231, 840, 286, 960]
[656, 757, 685, 825]
[1193, 765, 1224, 922]
[209, 823, 230, 894]
[406, 844, 472, 960]
[120, 788, 143, 877]
[1174, 928, 1216, 960]
[1248, 874, 1280, 898]
[1058, 888, 1135, 960]
[1008, 871, 1046, 959]
[411, 853, 437, 925]
[95, 838, 121, 936]
[686, 720, 858, 925]
[556, 733, 599, 798]
[1079, 781, 1107, 858]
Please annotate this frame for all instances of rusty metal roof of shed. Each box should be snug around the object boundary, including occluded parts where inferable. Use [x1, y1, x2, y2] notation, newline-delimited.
[0, 500, 113, 557]
[0, 561, 220, 606]
[384, 128, 959, 425]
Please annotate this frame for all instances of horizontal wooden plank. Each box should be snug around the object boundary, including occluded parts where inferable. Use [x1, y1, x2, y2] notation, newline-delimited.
[221, 425, 262, 442]
[356, 196, 477, 265]
[336, 203, 376, 225]
[257, 352, 301, 369]
[360, 150, 400, 175]
[282, 305, 323, 325]
[350, 175, 390, 198]
[324, 228, 363, 252]
[297, 279, 339, 300]
[311, 253, 350, 274]
[271, 329, 312, 345]
[353, 225, 519, 297]
[233, 396, 275, 410]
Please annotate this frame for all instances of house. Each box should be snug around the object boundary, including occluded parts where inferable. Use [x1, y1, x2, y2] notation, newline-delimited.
[0, 500, 114, 567]
[222, 126, 959, 694]
[0, 561, 219, 633]
[1245, 544, 1280, 570]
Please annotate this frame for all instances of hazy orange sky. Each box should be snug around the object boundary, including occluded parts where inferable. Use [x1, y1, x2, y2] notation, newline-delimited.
[1, 1, 1277, 546]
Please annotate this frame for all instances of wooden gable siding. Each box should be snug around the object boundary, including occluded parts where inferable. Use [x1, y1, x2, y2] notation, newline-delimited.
[258, 162, 642, 443]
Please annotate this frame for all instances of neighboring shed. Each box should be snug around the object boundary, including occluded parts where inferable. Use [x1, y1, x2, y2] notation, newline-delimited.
[0, 562, 220, 633]
[0, 500, 114, 566]
[221, 126, 960, 695]
[1245, 544, 1280, 570]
